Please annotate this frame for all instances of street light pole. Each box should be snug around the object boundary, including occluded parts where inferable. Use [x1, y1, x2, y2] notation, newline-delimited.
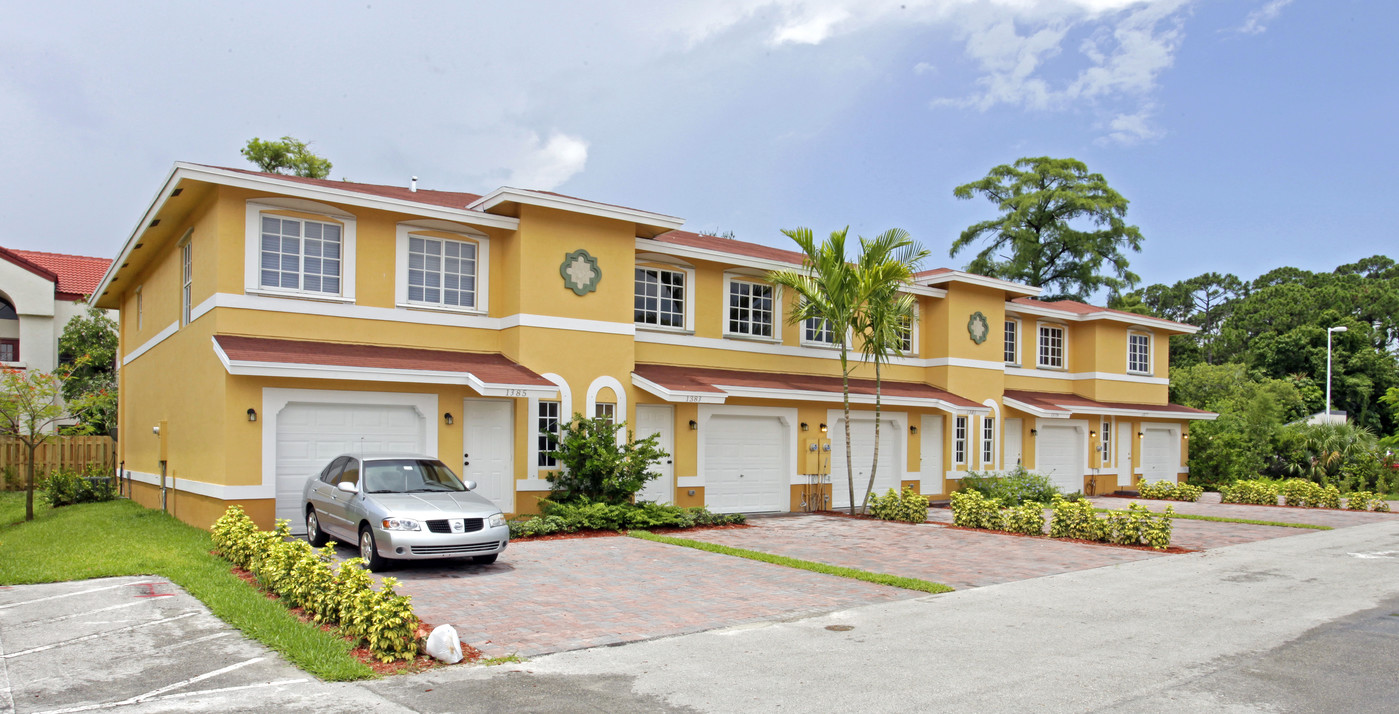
[1326, 325, 1348, 423]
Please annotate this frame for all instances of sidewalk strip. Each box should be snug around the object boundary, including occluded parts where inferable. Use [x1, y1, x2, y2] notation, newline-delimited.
[32, 659, 279, 714]
[0, 583, 130, 612]
[3, 613, 198, 659]
[20, 601, 149, 628]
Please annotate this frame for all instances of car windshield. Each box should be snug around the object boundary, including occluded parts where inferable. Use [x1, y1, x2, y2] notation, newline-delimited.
[362, 460, 467, 494]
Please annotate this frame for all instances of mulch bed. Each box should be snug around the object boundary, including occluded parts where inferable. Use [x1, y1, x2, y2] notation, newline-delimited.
[228, 564, 473, 675]
[509, 522, 750, 542]
[811, 510, 926, 526]
[927, 524, 1198, 554]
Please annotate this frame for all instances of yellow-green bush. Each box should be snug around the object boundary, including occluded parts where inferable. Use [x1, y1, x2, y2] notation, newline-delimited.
[1137, 480, 1203, 502]
[1344, 490, 1393, 512]
[868, 487, 930, 523]
[211, 506, 421, 662]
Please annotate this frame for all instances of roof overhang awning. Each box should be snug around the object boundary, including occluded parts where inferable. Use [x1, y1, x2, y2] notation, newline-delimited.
[632, 364, 989, 414]
[1002, 389, 1217, 421]
[213, 335, 559, 398]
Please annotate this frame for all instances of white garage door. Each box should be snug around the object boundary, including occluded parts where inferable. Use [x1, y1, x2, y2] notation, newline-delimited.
[1036, 424, 1085, 495]
[704, 414, 787, 513]
[276, 402, 426, 531]
[829, 418, 901, 510]
[1140, 427, 1180, 484]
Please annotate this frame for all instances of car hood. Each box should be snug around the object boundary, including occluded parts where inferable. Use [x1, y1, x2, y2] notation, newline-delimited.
[365, 491, 500, 517]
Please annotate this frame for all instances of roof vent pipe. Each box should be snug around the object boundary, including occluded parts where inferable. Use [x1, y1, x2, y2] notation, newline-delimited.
[410, 176, 418, 193]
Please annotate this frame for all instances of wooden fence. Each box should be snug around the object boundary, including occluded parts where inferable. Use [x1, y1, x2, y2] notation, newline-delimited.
[0, 436, 117, 489]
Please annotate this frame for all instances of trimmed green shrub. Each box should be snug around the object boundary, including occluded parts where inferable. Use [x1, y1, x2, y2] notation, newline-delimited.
[959, 466, 1060, 506]
[1049, 495, 1104, 540]
[868, 487, 930, 523]
[544, 413, 668, 504]
[1137, 480, 1203, 502]
[1101, 503, 1174, 549]
[1220, 479, 1280, 505]
[1001, 501, 1046, 535]
[210, 506, 421, 662]
[948, 490, 1044, 535]
[42, 465, 116, 507]
[507, 500, 744, 538]
[1278, 478, 1341, 508]
[1344, 491, 1392, 512]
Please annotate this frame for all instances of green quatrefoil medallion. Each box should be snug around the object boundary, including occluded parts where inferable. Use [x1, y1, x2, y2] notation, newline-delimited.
[560, 249, 602, 296]
[967, 311, 990, 345]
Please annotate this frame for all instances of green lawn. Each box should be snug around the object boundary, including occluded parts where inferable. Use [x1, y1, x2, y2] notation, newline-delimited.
[0, 492, 373, 681]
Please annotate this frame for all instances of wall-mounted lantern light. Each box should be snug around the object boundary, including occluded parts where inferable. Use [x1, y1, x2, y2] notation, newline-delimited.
[689, 419, 698, 430]
[444, 412, 454, 426]
[1029, 428, 1038, 437]
[910, 425, 918, 434]
[1183, 433, 1189, 440]
[1138, 431, 1144, 438]
[819, 423, 828, 433]
[246, 409, 257, 423]
[1090, 429, 1097, 438]
[801, 422, 809, 431]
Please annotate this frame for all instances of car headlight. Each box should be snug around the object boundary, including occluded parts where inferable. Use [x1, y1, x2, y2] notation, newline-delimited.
[488, 513, 506, 528]
[380, 517, 421, 531]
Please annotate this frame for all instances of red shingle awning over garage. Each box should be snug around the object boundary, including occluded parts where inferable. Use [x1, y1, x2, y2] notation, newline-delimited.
[1002, 389, 1216, 420]
[213, 335, 558, 398]
[632, 364, 987, 413]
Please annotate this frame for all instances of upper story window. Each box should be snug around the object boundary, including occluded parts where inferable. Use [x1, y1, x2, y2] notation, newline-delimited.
[954, 416, 967, 465]
[407, 235, 477, 308]
[135, 286, 143, 331]
[635, 267, 685, 328]
[245, 198, 358, 301]
[260, 216, 341, 294]
[897, 313, 915, 354]
[1038, 323, 1065, 369]
[0, 298, 16, 363]
[726, 278, 775, 338]
[1004, 319, 1019, 364]
[1128, 331, 1152, 374]
[180, 237, 193, 326]
[803, 316, 837, 346]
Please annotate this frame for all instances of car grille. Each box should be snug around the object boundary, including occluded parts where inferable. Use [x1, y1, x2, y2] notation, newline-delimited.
[410, 541, 502, 555]
[426, 518, 484, 534]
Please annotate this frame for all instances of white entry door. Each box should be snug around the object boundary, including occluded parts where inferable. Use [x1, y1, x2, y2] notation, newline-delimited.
[275, 401, 426, 533]
[636, 405, 674, 504]
[1003, 418, 1023, 468]
[463, 399, 514, 513]
[1117, 422, 1135, 487]
[1036, 423, 1085, 495]
[920, 414, 944, 494]
[830, 416, 903, 510]
[1141, 426, 1180, 485]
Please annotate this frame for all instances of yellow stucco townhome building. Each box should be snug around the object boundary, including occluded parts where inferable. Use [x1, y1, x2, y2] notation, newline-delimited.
[92, 163, 1215, 530]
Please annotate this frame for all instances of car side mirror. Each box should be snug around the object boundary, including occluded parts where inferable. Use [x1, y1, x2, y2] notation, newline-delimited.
[336, 481, 359, 494]
[463, 480, 477, 491]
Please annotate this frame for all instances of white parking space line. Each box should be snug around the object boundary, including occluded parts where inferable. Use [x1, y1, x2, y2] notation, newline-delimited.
[157, 631, 233, 652]
[33, 678, 309, 714]
[0, 629, 14, 714]
[32, 658, 274, 714]
[0, 583, 130, 612]
[18, 601, 149, 628]
[3, 612, 197, 659]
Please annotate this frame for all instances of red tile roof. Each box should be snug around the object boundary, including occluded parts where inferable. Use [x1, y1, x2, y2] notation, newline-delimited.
[1002, 389, 1213, 417]
[634, 364, 983, 408]
[646, 230, 809, 266]
[8, 249, 111, 297]
[1010, 297, 1193, 329]
[215, 335, 554, 387]
[197, 165, 485, 210]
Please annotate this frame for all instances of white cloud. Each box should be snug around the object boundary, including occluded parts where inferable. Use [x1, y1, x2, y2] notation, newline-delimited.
[913, 61, 937, 75]
[1097, 104, 1164, 145]
[503, 131, 590, 190]
[1237, 0, 1293, 35]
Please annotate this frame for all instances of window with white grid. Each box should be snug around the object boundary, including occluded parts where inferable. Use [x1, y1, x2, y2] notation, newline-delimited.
[538, 401, 560, 467]
[595, 402, 616, 425]
[635, 267, 685, 328]
[726, 280, 774, 337]
[1128, 332, 1151, 374]
[1038, 324, 1065, 369]
[954, 416, 967, 465]
[180, 238, 192, 326]
[1101, 419, 1112, 463]
[407, 235, 477, 308]
[897, 313, 914, 353]
[259, 215, 342, 294]
[803, 316, 836, 345]
[981, 417, 995, 466]
[1004, 320, 1019, 364]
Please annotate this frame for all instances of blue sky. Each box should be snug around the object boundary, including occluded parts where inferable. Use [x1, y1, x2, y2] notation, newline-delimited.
[1, 0, 1392, 299]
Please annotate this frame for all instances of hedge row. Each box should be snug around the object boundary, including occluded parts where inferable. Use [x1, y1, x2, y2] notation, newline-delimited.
[1221, 478, 1391, 512]
[1137, 480, 1204, 502]
[211, 506, 420, 662]
[951, 491, 1174, 549]
[508, 499, 745, 538]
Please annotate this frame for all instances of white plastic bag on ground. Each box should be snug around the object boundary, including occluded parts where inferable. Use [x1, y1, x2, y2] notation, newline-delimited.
[425, 624, 464, 664]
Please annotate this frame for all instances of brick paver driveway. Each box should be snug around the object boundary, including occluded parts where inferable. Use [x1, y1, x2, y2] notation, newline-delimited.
[680, 515, 1164, 591]
[381, 535, 917, 658]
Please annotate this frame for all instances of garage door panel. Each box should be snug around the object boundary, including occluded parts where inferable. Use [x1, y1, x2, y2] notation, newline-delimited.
[704, 414, 786, 513]
[1141, 428, 1179, 481]
[830, 419, 901, 509]
[1036, 425, 1084, 495]
[276, 402, 426, 532]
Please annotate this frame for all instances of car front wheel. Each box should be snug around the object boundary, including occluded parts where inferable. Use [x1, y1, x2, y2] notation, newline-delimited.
[359, 526, 389, 572]
[306, 508, 329, 547]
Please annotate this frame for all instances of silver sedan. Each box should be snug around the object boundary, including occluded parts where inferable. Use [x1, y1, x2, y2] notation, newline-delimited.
[302, 452, 509, 571]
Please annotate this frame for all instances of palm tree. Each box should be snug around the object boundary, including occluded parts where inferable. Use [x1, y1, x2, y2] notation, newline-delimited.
[851, 230, 929, 512]
[769, 228, 864, 514]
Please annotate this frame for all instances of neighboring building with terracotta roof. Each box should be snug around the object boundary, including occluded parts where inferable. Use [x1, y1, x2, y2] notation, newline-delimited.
[0, 246, 114, 374]
[93, 162, 1212, 531]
